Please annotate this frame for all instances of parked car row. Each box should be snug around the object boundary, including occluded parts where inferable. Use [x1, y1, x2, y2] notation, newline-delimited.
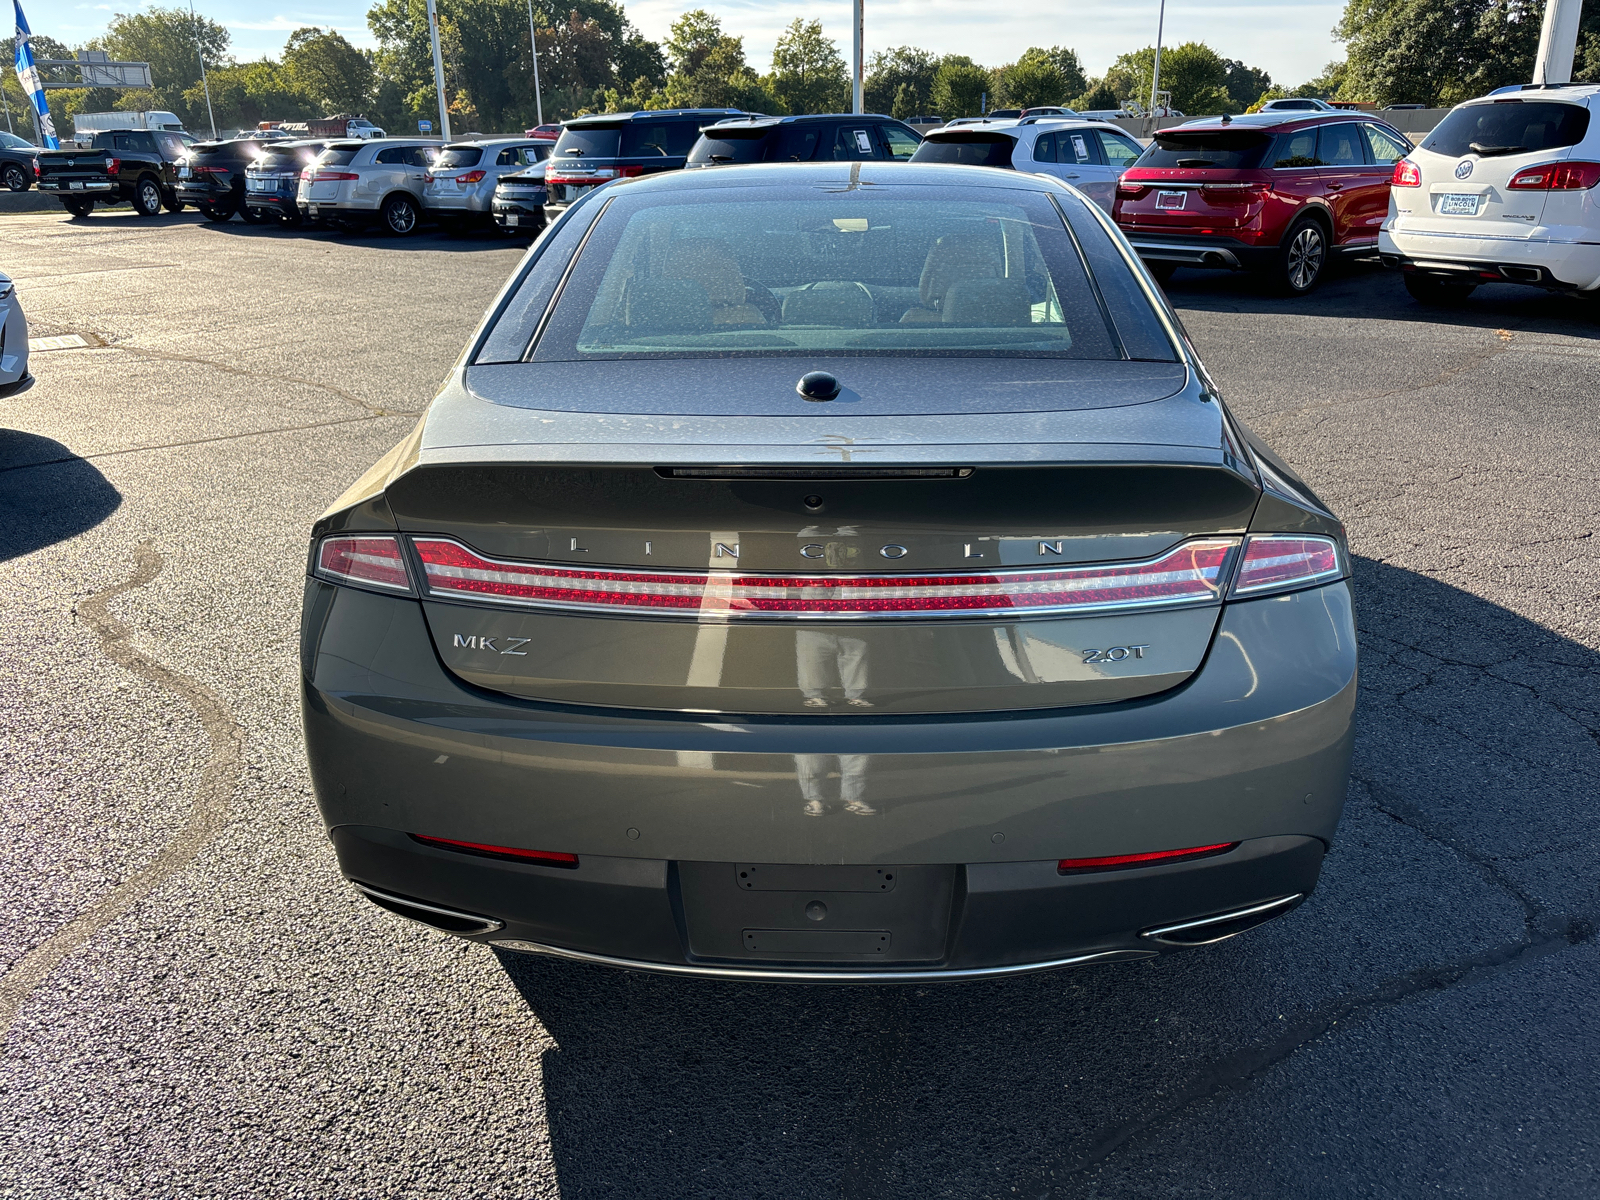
[32, 87, 1600, 309]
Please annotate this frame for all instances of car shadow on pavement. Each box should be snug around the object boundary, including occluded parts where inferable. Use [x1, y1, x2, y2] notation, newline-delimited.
[1164, 261, 1600, 340]
[497, 555, 1600, 1197]
[195, 221, 532, 252]
[0, 430, 121, 560]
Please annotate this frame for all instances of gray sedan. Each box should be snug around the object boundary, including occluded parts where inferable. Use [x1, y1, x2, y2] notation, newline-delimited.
[299, 163, 1356, 983]
[423, 139, 552, 226]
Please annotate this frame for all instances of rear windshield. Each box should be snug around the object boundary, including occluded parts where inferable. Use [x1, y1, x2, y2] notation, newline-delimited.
[317, 144, 363, 167]
[508, 188, 1152, 362]
[621, 121, 702, 157]
[689, 125, 826, 164]
[1137, 131, 1274, 170]
[259, 145, 318, 168]
[435, 146, 484, 168]
[190, 141, 260, 161]
[555, 126, 622, 158]
[910, 133, 1016, 167]
[1423, 101, 1591, 158]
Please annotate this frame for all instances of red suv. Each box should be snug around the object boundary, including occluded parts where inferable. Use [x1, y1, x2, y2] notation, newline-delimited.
[1113, 113, 1413, 294]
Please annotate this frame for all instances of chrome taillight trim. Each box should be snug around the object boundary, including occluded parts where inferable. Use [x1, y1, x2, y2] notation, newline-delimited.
[410, 536, 1243, 621]
[1229, 534, 1344, 598]
[311, 533, 415, 595]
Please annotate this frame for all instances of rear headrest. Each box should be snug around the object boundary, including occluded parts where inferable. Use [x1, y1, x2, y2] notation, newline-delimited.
[781, 282, 874, 327]
[919, 233, 1003, 308]
[941, 278, 1031, 327]
[663, 238, 746, 307]
[625, 278, 712, 333]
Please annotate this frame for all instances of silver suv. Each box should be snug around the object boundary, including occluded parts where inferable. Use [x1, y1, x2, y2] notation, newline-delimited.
[423, 139, 551, 226]
[297, 138, 439, 235]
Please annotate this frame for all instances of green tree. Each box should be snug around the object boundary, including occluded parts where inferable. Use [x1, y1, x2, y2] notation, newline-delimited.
[1107, 42, 1231, 113]
[930, 55, 990, 118]
[1294, 60, 1349, 98]
[1072, 79, 1121, 111]
[664, 9, 726, 74]
[864, 45, 938, 115]
[282, 28, 373, 114]
[183, 59, 314, 130]
[1039, 47, 1088, 98]
[97, 7, 232, 124]
[1223, 59, 1273, 109]
[1334, 0, 1545, 105]
[769, 18, 847, 114]
[656, 11, 775, 112]
[995, 47, 1071, 108]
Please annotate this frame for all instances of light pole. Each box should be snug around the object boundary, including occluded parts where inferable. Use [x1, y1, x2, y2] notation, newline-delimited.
[425, 0, 452, 142]
[525, 0, 544, 125]
[852, 0, 863, 114]
[189, 0, 216, 139]
[1148, 0, 1166, 130]
[1533, 0, 1581, 83]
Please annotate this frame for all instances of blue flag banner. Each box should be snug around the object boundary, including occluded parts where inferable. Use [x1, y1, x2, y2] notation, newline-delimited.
[14, 0, 57, 149]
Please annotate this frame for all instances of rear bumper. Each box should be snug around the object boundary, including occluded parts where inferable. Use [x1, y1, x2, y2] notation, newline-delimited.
[1122, 232, 1275, 271]
[424, 190, 491, 214]
[301, 577, 1357, 977]
[41, 179, 116, 193]
[246, 191, 297, 210]
[335, 824, 1323, 982]
[1378, 227, 1600, 291]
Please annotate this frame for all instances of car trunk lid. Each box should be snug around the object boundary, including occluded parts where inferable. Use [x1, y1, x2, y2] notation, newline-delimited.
[386, 459, 1259, 715]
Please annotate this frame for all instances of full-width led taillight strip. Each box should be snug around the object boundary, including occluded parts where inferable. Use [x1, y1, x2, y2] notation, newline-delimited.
[410, 537, 1243, 619]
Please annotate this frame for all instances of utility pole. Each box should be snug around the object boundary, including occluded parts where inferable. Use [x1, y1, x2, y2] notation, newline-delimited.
[189, 0, 216, 139]
[1, 86, 12, 136]
[524, 0, 544, 125]
[1533, 0, 1581, 84]
[852, 0, 863, 114]
[1148, 0, 1166, 133]
[425, 0, 452, 142]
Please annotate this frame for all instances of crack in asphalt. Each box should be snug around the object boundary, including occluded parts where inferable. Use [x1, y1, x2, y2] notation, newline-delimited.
[105, 344, 400, 417]
[0, 541, 243, 1039]
[0, 413, 387, 476]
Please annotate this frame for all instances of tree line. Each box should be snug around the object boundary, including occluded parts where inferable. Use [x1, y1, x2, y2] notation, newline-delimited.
[11, 0, 1590, 143]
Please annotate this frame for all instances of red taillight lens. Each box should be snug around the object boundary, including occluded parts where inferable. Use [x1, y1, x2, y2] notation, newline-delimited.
[1508, 160, 1600, 189]
[312, 171, 359, 181]
[457, 170, 487, 184]
[300, 167, 312, 180]
[195, 164, 230, 175]
[617, 165, 646, 178]
[411, 834, 578, 867]
[412, 537, 1240, 619]
[314, 534, 412, 593]
[1059, 842, 1237, 874]
[1392, 159, 1421, 187]
[107, 157, 120, 175]
[1116, 181, 1150, 198]
[1231, 535, 1341, 597]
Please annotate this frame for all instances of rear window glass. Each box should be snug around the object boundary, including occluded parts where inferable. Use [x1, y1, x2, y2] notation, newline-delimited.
[518, 188, 1129, 362]
[555, 126, 621, 157]
[690, 126, 824, 164]
[190, 142, 256, 161]
[317, 145, 362, 167]
[435, 146, 484, 168]
[1423, 101, 1590, 158]
[1137, 131, 1273, 170]
[910, 133, 1016, 167]
[259, 146, 316, 168]
[621, 122, 702, 157]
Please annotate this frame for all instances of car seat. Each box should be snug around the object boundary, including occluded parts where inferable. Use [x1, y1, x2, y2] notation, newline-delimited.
[901, 233, 1004, 323]
[663, 238, 766, 326]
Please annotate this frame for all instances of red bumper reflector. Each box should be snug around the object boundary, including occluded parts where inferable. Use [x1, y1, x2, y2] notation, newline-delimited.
[1058, 842, 1237, 874]
[315, 534, 412, 593]
[1231, 534, 1341, 596]
[411, 834, 579, 867]
[411, 537, 1242, 619]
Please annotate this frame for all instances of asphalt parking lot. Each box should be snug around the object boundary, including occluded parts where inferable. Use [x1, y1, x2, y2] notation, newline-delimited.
[3, 203, 1597, 1198]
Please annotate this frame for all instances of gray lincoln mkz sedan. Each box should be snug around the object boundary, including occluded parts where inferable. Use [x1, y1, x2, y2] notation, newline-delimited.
[300, 162, 1355, 982]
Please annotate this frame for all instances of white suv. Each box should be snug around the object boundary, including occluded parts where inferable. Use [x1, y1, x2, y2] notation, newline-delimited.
[1380, 85, 1600, 302]
[910, 118, 1145, 212]
[297, 139, 438, 235]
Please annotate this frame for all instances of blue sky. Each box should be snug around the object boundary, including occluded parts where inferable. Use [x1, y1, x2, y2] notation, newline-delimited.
[46, 0, 1347, 88]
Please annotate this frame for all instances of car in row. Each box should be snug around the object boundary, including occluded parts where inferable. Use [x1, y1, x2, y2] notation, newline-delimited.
[910, 115, 1145, 212]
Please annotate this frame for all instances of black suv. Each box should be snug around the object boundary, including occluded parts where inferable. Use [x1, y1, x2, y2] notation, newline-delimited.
[541, 109, 755, 224]
[176, 139, 268, 223]
[686, 114, 923, 167]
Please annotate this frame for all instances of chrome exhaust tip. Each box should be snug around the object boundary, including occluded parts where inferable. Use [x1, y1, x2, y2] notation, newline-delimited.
[1139, 894, 1303, 947]
[353, 882, 505, 936]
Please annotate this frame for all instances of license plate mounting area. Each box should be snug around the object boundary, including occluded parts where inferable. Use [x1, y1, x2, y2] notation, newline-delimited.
[1438, 192, 1480, 216]
[676, 862, 955, 965]
[1155, 190, 1187, 210]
